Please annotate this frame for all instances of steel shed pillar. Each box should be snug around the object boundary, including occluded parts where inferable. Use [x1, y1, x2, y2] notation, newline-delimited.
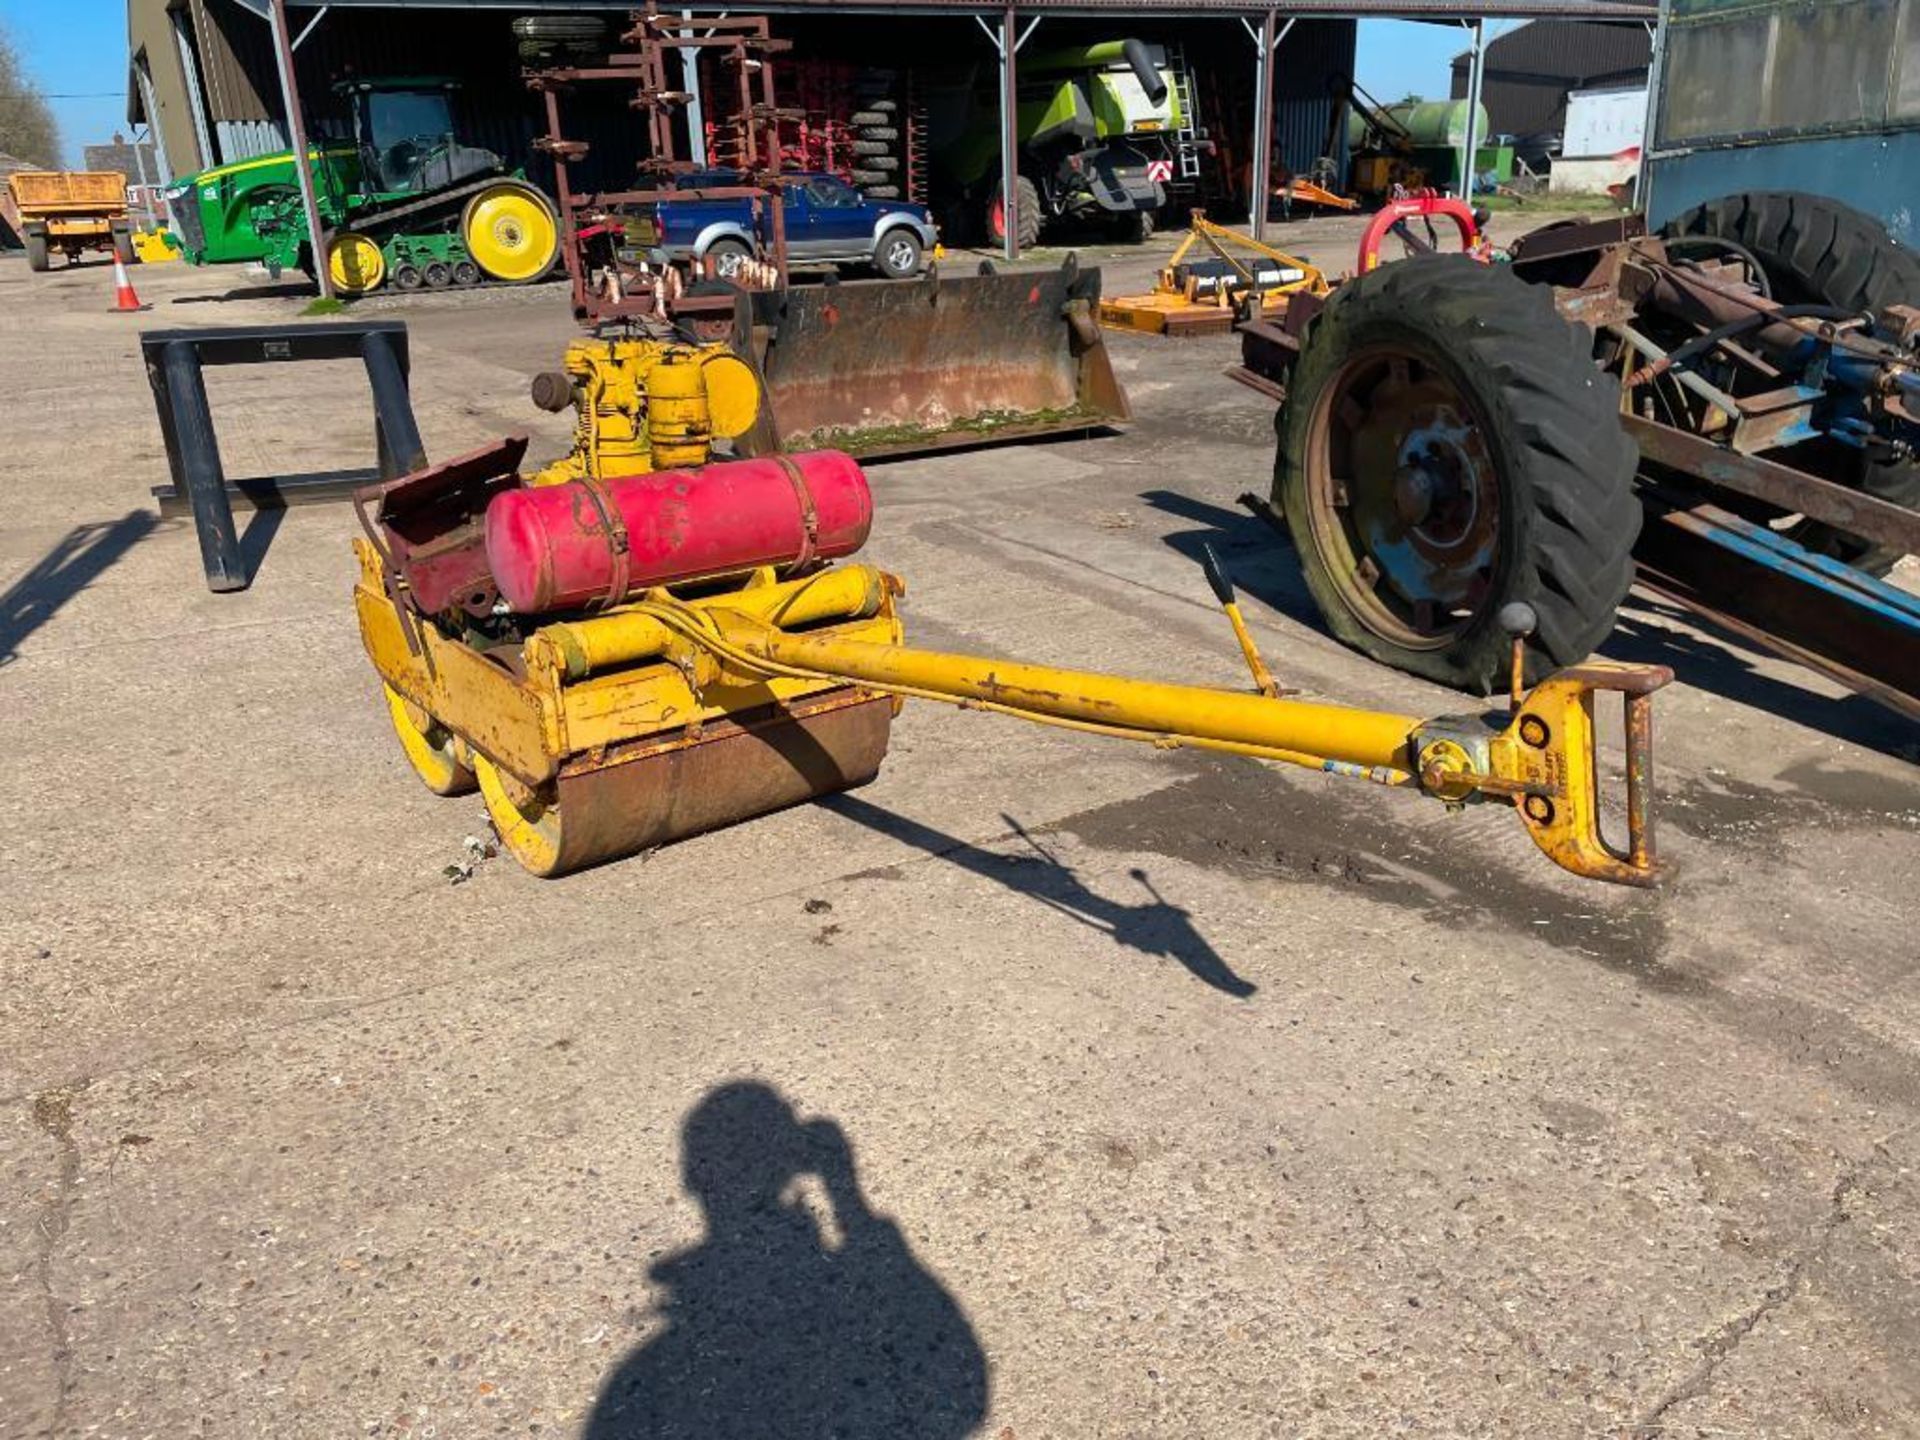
[977, 10, 1040, 260]
[1246, 13, 1292, 241]
[267, 0, 333, 300]
[1459, 18, 1486, 201]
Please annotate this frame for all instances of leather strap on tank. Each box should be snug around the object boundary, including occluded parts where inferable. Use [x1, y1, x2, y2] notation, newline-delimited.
[773, 455, 820, 571]
[578, 475, 632, 611]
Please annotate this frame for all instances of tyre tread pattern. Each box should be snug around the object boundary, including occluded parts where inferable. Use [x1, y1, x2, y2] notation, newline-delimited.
[1278, 258, 1640, 691]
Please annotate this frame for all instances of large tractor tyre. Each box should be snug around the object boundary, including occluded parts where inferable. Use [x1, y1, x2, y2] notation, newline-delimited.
[851, 140, 892, 157]
[460, 182, 559, 285]
[987, 175, 1043, 251]
[1109, 208, 1155, 244]
[1663, 191, 1920, 572]
[1274, 257, 1640, 694]
[24, 227, 49, 272]
[512, 14, 605, 40]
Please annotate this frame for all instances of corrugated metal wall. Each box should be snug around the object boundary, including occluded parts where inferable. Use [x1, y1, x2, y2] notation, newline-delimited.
[214, 119, 288, 160]
[1273, 19, 1357, 184]
[161, 3, 1355, 218]
[1447, 18, 1651, 143]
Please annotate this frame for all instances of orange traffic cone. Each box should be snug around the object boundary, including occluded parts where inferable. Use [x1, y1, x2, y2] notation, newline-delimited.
[110, 256, 150, 313]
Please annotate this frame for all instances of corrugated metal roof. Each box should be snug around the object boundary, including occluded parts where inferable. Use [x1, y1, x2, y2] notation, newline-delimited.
[259, 0, 1653, 18]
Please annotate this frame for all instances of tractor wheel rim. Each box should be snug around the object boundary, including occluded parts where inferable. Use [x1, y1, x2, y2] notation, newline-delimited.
[328, 233, 385, 293]
[463, 185, 557, 282]
[1305, 346, 1502, 649]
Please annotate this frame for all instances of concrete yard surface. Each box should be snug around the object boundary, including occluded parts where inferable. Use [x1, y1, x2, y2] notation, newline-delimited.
[3, 219, 1920, 1439]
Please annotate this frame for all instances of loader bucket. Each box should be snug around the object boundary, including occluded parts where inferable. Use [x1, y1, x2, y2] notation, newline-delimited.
[740, 258, 1130, 461]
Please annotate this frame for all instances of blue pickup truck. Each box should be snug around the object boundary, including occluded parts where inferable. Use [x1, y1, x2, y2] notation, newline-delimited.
[633, 171, 940, 281]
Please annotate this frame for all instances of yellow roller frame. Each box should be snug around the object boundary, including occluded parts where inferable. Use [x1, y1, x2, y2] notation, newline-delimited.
[461, 182, 558, 283]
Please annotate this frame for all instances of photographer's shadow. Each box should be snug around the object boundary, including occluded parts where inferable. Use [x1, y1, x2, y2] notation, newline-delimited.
[584, 1082, 989, 1439]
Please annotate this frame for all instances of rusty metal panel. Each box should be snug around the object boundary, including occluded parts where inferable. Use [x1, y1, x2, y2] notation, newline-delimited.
[744, 262, 1129, 458]
[549, 689, 893, 871]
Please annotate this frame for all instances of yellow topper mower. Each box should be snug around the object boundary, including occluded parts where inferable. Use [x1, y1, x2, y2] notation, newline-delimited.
[350, 326, 1671, 887]
[1099, 213, 1330, 339]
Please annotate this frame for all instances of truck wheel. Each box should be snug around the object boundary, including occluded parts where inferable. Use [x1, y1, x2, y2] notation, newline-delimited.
[112, 225, 136, 266]
[703, 238, 754, 282]
[1663, 191, 1920, 572]
[24, 228, 48, 272]
[1275, 257, 1639, 693]
[875, 228, 923, 280]
[987, 176, 1042, 251]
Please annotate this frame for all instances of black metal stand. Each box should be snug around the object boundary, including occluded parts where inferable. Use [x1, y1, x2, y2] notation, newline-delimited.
[140, 320, 428, 592]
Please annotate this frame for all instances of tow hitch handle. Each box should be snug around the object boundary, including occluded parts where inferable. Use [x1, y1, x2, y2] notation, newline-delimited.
[1493, 662, 1675, 888]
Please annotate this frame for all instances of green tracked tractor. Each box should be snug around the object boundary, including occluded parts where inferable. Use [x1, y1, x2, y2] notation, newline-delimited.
[162, 78, 559, 295]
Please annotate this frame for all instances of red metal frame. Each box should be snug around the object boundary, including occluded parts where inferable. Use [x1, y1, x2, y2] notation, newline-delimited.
[526, 3, 793, 327]
[1357, 196, 1485, 274]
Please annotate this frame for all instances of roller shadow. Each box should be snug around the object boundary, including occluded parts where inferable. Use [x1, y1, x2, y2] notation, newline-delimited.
[0, 511, 158, 667]
[822, 793, 1255, 998]
[583, 1081, 989, 1439]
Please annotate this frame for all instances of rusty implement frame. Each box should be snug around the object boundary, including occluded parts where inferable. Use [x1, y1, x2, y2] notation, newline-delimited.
[738, 260, 1130, 459]
[527, 3, 792, 327]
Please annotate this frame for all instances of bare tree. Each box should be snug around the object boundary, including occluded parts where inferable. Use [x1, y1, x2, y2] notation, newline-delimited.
[0, 23, 61, 166]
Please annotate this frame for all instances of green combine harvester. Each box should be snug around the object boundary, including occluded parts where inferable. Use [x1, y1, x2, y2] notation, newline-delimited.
[930, 39, 1195, 248]
[162, 77, 560, 294]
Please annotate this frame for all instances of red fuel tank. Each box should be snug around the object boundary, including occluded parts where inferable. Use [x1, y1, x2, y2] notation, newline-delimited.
[486, 451, 874, 614]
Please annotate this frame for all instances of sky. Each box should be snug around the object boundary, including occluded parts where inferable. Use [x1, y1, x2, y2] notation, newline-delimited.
[1354, 18, 1525, 106]
[4, 1, 1511, 168]
[6, 0, 129, 165]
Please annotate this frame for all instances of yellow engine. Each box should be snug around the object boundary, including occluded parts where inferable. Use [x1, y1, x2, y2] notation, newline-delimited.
[525, 336, 764, 486]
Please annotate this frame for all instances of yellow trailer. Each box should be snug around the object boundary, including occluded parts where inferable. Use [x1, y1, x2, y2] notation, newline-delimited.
[5, 170, 133, 271]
